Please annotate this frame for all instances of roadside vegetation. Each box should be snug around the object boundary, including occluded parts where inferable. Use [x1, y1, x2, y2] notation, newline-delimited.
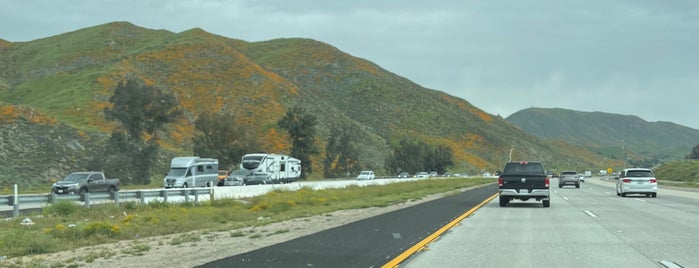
[654, 160, 699, 188]
[0, 178, 493, 263]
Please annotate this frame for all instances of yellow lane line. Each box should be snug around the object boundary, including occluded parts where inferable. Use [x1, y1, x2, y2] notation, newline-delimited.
[382, 192, 498, 268]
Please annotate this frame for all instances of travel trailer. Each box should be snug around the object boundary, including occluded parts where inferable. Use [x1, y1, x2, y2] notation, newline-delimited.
[240, 153, 301, 184]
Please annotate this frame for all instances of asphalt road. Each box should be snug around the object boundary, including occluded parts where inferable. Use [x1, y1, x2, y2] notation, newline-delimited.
[402, 177, 699, 268]
[198, 183, 498, 268]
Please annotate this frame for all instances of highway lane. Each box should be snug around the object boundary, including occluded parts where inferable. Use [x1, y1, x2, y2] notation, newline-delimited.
[401, 177, 699, 268]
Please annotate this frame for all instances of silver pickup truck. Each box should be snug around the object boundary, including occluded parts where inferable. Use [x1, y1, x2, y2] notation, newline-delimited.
[497, 161, 550, 207]
[51, 172, 120, 199]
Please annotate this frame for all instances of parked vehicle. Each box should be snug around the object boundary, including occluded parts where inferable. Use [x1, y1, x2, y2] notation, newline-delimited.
[498, 161, 550, 207]
[616, 168, 657, 197]
[164, 157, 219, 188]
[241, 153, 301, 183]
[51, 172, 120, 200]
[217, 170, 229, 186]
[415, 172, 429, 178]
[559, 171, 580, 188]
[245, 172, 271, 185]
[223, 169, 250, 186]
[357, 170, 375, 180]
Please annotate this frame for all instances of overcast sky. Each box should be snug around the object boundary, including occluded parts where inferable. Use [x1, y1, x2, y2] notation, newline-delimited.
[1, 0, 698, 129]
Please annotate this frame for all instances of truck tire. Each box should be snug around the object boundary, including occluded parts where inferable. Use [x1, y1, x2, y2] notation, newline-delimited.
[183, 182, 188, 188]
[575, 183, 580, 188]
[79, 188, 87, 201]
[108, 186, 117, 198]
[543, 200, 550, 207]
[499, 196, 508, 207]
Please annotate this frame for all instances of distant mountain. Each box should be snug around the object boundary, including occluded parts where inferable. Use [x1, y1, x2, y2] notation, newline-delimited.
[0, 22, 606, 186]
[506, 108, 699, 162]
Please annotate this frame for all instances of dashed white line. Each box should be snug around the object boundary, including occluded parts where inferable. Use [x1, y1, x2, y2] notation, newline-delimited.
[584, 210, 598, 218]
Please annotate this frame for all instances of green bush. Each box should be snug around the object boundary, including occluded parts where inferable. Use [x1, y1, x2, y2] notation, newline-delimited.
[44, 200, 79, 216]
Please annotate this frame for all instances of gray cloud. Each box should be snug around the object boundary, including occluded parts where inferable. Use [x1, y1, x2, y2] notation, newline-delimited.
[1, 0, 697, 128]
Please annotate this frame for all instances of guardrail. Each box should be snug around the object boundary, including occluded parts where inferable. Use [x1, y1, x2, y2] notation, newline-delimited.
[2, 188, 214, 218]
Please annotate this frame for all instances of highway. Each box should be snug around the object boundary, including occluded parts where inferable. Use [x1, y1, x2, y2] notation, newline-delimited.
[401, 177, 699, 268]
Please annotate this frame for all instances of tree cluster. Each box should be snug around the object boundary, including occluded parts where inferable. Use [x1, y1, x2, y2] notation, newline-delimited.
[323, 124, 360, 178]
[191, 112, 259, 170]
[385, 138, 454, 175]
[687, 143, 699, 160]
[277, 106, 320, 179]
[89, 78, 180, 185]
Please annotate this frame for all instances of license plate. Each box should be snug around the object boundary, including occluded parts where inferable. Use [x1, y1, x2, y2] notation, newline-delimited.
[57, 189, 63, 193]
[519, 189, 528, 194]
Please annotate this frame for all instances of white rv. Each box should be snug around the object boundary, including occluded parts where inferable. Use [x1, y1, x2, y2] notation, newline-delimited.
[164, 157, 219, 188]
[240, 153, 301, 184]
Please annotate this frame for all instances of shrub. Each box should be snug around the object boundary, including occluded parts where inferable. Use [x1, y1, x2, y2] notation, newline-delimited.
[83, 221, 120, 238]
[45, 200, 79, 216]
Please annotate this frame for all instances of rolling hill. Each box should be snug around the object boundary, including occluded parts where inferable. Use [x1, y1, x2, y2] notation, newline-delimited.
[0, 22, 606, 186]
[506, 107, 699, 163]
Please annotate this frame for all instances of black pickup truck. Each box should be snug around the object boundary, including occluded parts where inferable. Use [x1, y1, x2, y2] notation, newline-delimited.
[497, 161, 550, 207]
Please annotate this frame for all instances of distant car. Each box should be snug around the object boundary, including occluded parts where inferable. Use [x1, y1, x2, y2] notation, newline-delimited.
[224, 169, 250, 186]
[616, 168, 657, 197]
[398, 172, 410, 178]
[578, 174, 585, 182]
[442, 172, 452, 177]
[245, 172, 271, 185]
[482, 172, 491, 177]
[415, 172, 429, 178]
[428, 172, 438, 177]
[357, 170, 375, 180]
[559, 171, 580, 188]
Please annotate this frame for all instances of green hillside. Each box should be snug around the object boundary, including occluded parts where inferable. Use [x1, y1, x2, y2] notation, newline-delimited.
[0, 22, 607, 187]
[506, 108, 699, 163]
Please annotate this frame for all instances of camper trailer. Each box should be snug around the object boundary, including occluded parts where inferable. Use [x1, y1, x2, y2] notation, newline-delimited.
[163, 157, 219, 188]
[240, 153, 301, 184]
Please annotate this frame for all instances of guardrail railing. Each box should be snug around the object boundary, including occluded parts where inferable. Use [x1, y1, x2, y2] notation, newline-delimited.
[2, 188, 214, 218]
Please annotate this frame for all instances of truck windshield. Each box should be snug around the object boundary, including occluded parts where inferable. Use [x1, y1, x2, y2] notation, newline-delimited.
[167, 168, 187, 177]
[64, 173, 88, 181]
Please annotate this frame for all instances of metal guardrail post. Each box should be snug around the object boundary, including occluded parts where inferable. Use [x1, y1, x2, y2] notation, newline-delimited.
[13, 184, 19, 218]
[194, 189, 199, 203]
[182, 189, 189, 203]
[113, 191, 119, 207]
[84, 193, 90, 208]
[139, 191, 146, 205]
[50, 193, 56, 204]
[162, 190, 168, 203]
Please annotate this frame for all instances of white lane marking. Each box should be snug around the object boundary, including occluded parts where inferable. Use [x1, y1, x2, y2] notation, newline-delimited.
[562, 196, 569, 201]
[658, 260, 684, 268]
[584, 210, 598, 218]
[633, 198, 647, 202]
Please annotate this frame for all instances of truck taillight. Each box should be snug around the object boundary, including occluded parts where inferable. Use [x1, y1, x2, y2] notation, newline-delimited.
[650, 178, 657, 183]
[544, 177, 549, 187]
[498, 177, 503, 187]
[622, 179, 631, 183]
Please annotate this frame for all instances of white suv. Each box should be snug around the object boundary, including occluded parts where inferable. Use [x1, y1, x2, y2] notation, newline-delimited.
[616, 168, 657, 197]
[357, 170, 375, 180]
